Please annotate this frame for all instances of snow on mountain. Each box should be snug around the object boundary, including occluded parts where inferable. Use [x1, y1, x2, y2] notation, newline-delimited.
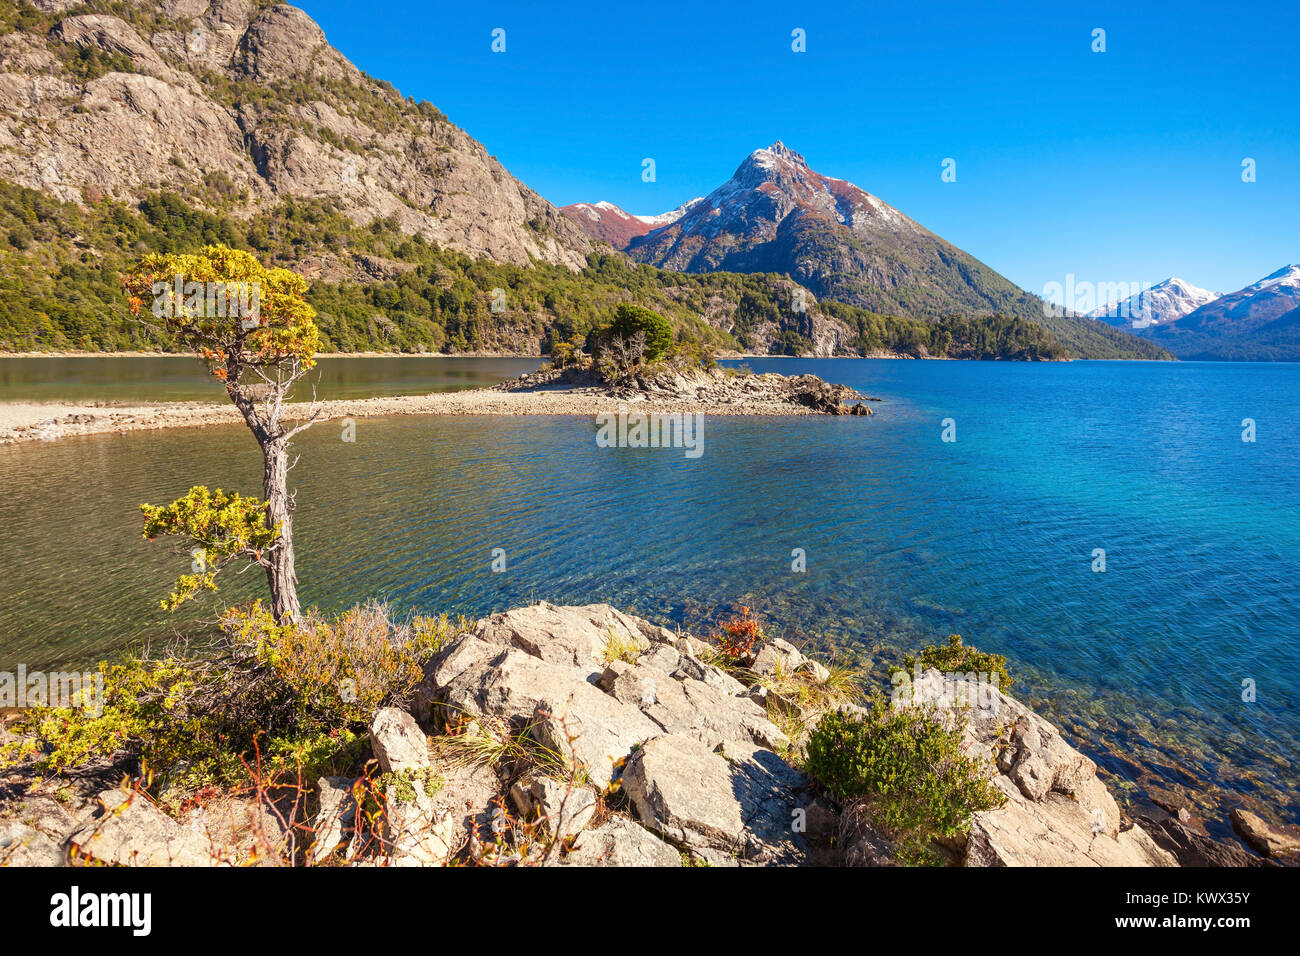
[561, 141, 1169, 358]
[1147, 265, 1300, 359]
[1089, 277, 1220, 330]
[559, 198, 702, 249]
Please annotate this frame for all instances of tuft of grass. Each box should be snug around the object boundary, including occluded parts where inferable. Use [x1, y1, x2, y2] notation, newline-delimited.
[600, 628, 642, 666]
[757, 656, 865, 751]
[431, 714, 575, 783]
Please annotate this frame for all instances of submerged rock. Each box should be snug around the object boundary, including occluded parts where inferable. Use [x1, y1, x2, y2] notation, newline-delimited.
[1231, 808, 1300, 859]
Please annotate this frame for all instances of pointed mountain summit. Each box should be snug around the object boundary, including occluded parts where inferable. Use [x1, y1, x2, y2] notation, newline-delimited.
[1090, 277, 1220, 330]
[561, 142, 1163, 357]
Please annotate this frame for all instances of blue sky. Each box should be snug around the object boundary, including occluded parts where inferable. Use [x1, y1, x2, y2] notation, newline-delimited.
[297, 0, 1297, 302]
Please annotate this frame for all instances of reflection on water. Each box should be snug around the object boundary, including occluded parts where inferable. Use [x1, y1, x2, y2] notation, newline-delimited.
[0, 355, 543, 403]
[0, 358, 1297, 829]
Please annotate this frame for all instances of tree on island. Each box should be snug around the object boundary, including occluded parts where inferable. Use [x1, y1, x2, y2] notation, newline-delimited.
[587, 303, 676, 382]
[123, 244, 322, 624]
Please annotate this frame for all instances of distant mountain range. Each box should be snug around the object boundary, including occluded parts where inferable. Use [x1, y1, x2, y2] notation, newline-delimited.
[1089, 278, 1220, 330]
[0, 2, 1282, 361]
[562, 143, 1170, 360]
[0, 1, 1095, 361]
[560, 199, 704, 249]
[1082, 268, 1300, 359]
[1145, 266, 1300, 361]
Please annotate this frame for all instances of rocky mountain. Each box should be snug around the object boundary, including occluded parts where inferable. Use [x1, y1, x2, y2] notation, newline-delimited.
[566, 142, 1167, 360]
[1089, 277, 1220, 330]
[1147, 265, 1300, 360]
[0, 4, 1165, 361]
[0, 0, 592, 269]
[559, 198, 703, 250]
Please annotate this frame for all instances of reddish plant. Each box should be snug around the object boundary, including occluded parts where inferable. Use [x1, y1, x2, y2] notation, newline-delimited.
[716, 606, 764, 664]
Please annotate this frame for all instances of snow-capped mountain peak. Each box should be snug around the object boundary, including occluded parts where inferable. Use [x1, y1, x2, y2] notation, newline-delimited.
[1089, 277, 1220, 329]
[1243, 263, 1300, 293]
[558, 199, 701, 248]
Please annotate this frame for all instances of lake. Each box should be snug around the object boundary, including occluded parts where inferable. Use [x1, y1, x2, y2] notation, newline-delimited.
[0, 355, 543, 403]
[0, 356, 1296, 829]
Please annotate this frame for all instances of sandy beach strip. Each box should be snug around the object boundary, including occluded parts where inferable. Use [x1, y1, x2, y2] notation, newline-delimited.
[0, 386, 827, 446]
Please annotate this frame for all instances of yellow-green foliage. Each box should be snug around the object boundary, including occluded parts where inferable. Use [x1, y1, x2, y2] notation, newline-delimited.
[903, 634, 1014, 691]
[375, 766, 445, 804]
[121, 244, 322, 371]
[141, 486, 280, 611]
[224, 600, 462, 727]
[1, 657, 244, 791]
[2, 602, 464, 799]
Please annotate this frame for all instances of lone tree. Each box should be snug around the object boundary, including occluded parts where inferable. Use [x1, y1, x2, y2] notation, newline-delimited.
[123, 244, 322, 624]
[589, 303, 675, 382]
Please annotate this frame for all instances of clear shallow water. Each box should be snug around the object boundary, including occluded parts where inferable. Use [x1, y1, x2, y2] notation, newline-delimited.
[0, 358, 1296, 827]
[0, 355, 542, 403]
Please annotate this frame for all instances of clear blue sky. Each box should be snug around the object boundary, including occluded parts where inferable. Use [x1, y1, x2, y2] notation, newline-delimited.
[297, 0, 1297, 300]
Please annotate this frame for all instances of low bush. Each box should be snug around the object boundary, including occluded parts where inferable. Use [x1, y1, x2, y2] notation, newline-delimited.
[902, 634, 1014, 690]
[714, 606, 763, 665]
[804, 701, 1005, 865]
[1, 602, 468, 799]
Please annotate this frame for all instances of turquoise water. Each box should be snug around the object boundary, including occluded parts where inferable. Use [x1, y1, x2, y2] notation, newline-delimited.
[0, 358, 1296, 826]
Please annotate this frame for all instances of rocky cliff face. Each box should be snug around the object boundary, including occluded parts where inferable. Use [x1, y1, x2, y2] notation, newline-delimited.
[0, 0, 591, 269]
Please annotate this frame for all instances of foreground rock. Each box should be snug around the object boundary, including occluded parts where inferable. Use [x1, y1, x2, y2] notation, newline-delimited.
[416, 602, 812, 863]
[902, 670, 1175, 867]
[68, 790, 215, 867]
[369, 707, 429, 773]
[623, 736, 807, 865]
[0, 603, 1235, 867]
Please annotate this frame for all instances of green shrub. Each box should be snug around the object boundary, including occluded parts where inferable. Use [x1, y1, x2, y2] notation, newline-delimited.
[605, 303, 675, 360]
[804, 702, 1005, 865]
[902, 634, 1013, 690]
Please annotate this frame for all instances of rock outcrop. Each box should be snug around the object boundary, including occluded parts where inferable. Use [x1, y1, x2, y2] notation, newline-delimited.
[0, 603, 1227, 868]
[0, 1, 592, 270]
[68, 790, 216, 867]
[493, 364, 875, 415]
[902, 670, 1175, 867]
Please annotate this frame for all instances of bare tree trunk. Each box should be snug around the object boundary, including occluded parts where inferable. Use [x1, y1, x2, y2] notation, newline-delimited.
[262, 438, 301, 625]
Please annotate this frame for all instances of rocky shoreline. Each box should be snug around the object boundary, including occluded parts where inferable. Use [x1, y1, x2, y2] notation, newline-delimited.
[0, 367, 876, 446]
[3, 602, 1288, 868]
